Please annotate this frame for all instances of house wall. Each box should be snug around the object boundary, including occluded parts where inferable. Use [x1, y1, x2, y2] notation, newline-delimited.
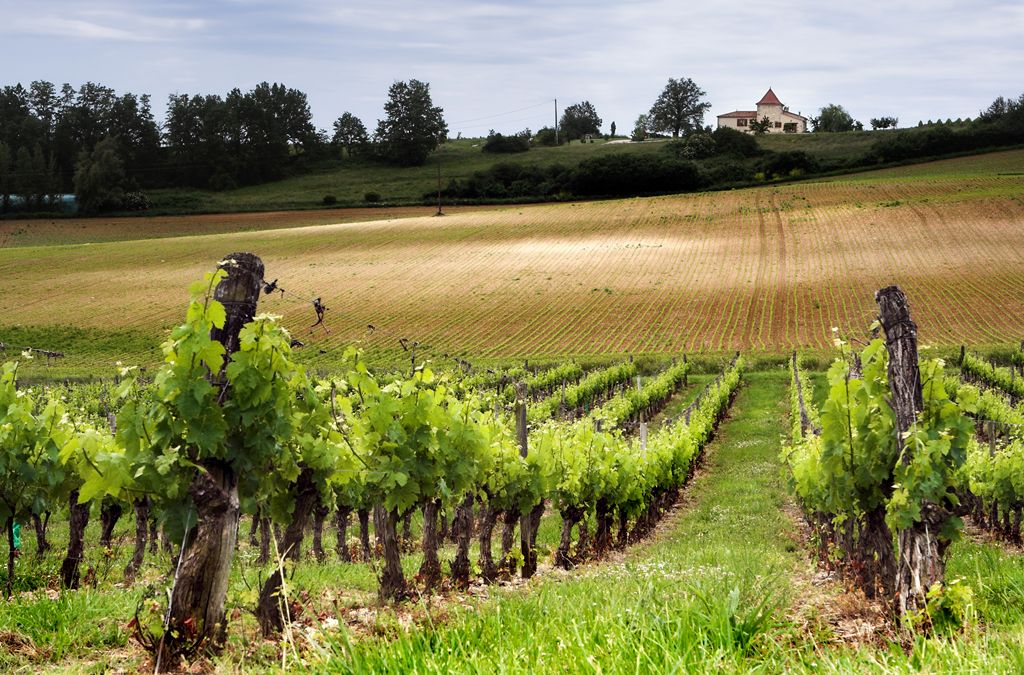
[756, 104, 807, 133]
[717, 105, 807, 134]
[718, 116, 753, 131]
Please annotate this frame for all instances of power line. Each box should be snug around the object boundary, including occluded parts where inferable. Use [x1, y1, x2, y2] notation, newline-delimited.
[448, 100, 553, 126]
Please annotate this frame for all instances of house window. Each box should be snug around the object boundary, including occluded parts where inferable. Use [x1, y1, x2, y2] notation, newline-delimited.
[736, 118, 747, 127]
[774, 121, 782, 128]
[783, 123, 797, 133]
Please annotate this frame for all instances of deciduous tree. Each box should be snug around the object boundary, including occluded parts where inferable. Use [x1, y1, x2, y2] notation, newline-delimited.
[0, 142, 11, 210]
[870, 116, 899, 130]
[811, 104, 860, 132]
[647, 77, 711, 138]
[73, 136, 127, 214]
[332, 112, 369, 157]
[374, 80, 447, 166]
[631, 114, 649, 142]
[750, 116, 772, 135]
[559, 101, 602, 142]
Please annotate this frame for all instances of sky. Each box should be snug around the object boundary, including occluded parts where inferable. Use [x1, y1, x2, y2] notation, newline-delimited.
[3, 0, 1023, 137]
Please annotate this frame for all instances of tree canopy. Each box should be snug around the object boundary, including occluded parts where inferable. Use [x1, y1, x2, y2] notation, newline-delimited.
[73, 136, 128, 214]
[870, 116, 899, 130]
[631, 114, 649, 142]
[165, 82, 319, 188]
[559, 101, 602, 142]
[811, 104, 862, 132]
[750, 116, 773, 135]
[374, 80, 447, 166]
[0, 81, 160, 210]
[647, 78, 711, 138]
[332, 112, 369, 156]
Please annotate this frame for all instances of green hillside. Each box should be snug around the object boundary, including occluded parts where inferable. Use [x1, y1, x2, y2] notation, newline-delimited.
[755, 129, 880, 162]
[143, 130, 898, 214]
[145, 137, 665, 213]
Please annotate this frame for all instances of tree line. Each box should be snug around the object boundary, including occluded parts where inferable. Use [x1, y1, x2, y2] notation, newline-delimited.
[2, 75, 1021, 215]
[0, 79, 446, 213]
[0, 82, 160, 212]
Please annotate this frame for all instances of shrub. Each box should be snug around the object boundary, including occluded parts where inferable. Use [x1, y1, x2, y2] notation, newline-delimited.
[364, 191, 381, 203]
[483, 130, 530, 154]
[869, 97, 1024, 164]
[436, 163, 571, 200]
[534, 127, 560, 146]
[711, 127, 761, 158]
[757, 151, 818, 179]
[322, 194, 338, 206]
[664, 133, 716, 160]
[207, 172, 237, 191]
[569, 154, 702, 197]
[701, 159, 753, 185]
[121, 191, 151, 211]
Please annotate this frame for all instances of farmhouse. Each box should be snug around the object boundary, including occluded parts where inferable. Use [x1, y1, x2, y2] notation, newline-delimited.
[717, 88, 808, 133]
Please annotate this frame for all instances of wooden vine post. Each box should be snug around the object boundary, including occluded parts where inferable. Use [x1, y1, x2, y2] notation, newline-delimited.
[164, 253, 263, 658]
[876, 285, 942, 617]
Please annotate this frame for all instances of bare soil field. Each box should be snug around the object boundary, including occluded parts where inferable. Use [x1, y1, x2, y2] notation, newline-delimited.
[0, 204, 510, 248]
[2, 150, 1022, 376]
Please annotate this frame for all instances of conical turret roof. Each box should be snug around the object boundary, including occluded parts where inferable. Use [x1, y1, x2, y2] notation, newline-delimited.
[757, 88, 782, 106]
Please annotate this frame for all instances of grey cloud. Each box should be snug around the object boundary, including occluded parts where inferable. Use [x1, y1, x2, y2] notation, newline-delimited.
[0, 0, 1019, 134]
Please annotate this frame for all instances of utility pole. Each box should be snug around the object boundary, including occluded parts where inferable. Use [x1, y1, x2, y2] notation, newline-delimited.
[554, 98, 559, 145]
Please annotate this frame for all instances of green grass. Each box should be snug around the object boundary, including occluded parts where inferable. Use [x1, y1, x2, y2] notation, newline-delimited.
[296, 373, 1024, 673]
[301, 372, 800, 673]
[4, 148, 1024, 381]
[0, 490, 571, 671]
[143, 131, 891, 216]
[756, 129, 881, 164]
[144, 138, 670, 214]
[0, 324, 159, 382]
[6, 371, 1024, 671]
[143, 131, 899, 216]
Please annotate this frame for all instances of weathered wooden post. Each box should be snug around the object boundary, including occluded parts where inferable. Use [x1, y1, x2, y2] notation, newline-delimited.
[163, 252, 263, 659]
[876, 285, 943, 617]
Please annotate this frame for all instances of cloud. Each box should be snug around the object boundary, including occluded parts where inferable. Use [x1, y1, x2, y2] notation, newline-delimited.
[7, 3, 211, 42]
[0, 0, 1020, 132]
[9, 17, 151, 41]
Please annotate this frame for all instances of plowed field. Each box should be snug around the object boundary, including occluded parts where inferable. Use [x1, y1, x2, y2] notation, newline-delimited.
[2, 150, 1022, 375]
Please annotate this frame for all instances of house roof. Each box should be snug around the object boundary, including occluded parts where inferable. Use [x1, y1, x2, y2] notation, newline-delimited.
[757, 88, 783, 106]
[717, 110, 756, 119]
